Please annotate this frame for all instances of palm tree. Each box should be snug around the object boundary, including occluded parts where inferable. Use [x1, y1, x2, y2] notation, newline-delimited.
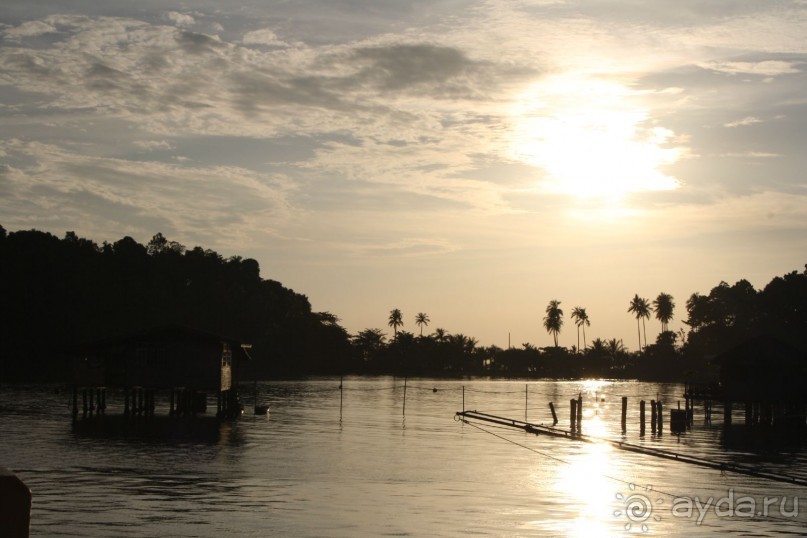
[606, 338, 626, 364]
[652, 292, 675, 333]
[432, 328, 448, 343]
[543, 299, 564, 347]
[570, 307, 590, 351]
[388, 308, 403, 336]
[415, 312, 430, 337]
[628, 294, 651, 351]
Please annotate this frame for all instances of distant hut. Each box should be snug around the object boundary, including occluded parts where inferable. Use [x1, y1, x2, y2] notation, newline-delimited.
[712, 335, 807, 427]
[70, 324, 251, 419]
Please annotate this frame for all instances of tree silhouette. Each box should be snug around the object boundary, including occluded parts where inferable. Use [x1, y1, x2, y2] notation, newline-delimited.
[543, 300, 564, 347]
[628, 294, 651, 351]
[571, 306, 590, 351]
[415, 312, 430, 337]
[388, 308, 404, 336]
[652, 292, 675, 333]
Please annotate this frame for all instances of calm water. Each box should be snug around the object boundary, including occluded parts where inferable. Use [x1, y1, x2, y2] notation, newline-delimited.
[2, 378, 806, 537]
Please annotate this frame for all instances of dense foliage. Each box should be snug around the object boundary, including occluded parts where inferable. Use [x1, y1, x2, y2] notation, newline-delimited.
[0, 227, 353, 380]
[1, 225, 805, 381]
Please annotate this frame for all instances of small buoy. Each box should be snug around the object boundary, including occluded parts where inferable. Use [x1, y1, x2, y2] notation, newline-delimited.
[433, 387, 438, 393]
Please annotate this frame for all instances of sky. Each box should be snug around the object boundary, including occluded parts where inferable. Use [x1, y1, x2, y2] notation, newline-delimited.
[1, 1, 806, 351]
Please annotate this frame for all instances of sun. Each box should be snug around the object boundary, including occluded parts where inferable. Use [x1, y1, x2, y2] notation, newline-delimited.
[510, 74, 682, 201]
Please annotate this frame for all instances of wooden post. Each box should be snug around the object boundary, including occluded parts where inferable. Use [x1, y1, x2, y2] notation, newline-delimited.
[462, 385, 465, 412]
[570, 398, 577, 432]
[640, 400, 646, 436]
[706, 400, 712, 422]
[72, 386, 78, 420]
[340, 376, 344, 419]
[745, 401, 753, 426]
[650, 399, 656, 432]
[576, 395, 583, 432]
[549, 402, 558, 425]
[724, 400, 732, 426]
[402, 377, 407, 416]
[621, 396, 627, 433]
[656, 400, 663, 434]
[82, 388, 88, 418]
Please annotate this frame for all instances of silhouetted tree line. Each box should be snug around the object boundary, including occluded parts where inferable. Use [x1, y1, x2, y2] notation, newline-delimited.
[1, 225, 805, 381]
[0, 226, 353, 381]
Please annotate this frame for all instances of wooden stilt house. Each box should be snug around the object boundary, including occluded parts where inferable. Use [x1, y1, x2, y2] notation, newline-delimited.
[70, 324, 251, 419]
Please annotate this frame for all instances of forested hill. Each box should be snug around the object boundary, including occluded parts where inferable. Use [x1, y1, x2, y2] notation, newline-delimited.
[0, 226, 353, 381]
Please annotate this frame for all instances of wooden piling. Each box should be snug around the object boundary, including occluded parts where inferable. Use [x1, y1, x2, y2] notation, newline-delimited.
[745, 401, 752, 426]
[570, 398, 577, 432]
[650, 399, 656, 432]
[402, 377, 407, 416]
[724, 400, 732, 426]
[462, 385, 465, 413]
[72, 386, 78, 420]
[621, 396, 627, 433]
[340, 376, 344, 419]
[549, 402, 558, 425]
[82, 389, 88, 418]
[640, 400, 646, 436]
[656, 400, 663, 434]
[576, 395, 583, 432]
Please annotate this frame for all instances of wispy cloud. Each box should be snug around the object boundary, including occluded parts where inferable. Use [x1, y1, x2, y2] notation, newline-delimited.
[724, 116, 762, 128]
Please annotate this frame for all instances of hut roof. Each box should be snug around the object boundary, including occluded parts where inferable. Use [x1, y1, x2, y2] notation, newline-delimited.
[73, 323, 252, 359]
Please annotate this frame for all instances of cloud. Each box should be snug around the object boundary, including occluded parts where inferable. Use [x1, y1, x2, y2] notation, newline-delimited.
[2, 20, 57, 39]
[720, 151, 781, 158]
[133, 140, 174, 151]
[0, 139, 297, 245]
[724, 116, 762, 128]
[702, 60, 801, 76]
[242, 28, 286, 47]
[165, 12, 195, 28]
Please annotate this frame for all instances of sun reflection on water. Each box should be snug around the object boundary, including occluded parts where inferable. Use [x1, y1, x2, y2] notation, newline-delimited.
[553, 414, 616, 537]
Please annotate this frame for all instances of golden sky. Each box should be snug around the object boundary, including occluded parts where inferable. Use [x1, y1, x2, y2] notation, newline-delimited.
[2, 1, 806, 349]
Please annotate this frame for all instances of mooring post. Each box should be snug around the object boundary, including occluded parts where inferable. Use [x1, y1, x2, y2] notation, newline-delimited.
[724, 400, 732, 426]
[650, 399, 656, 432]
[402, 377, 407, 416]
[621, 396, 627, 433]
[656, 400, 663, 434]
[462, 385, 465, 412]
[570, 398, 577, 432]
[576, 395, 583, 432]
[640, 400, 646, 436]
[549, 402, 558, 425]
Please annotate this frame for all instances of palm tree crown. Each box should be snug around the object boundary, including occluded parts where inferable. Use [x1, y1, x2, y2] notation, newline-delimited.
[388, 308, 404, 336]
[543, 299, 564, 347]
[627, 294, 651, 351]
[570, 306, 590, 351]
[415, 312, 430, 337]
[652, 292, 675, 333]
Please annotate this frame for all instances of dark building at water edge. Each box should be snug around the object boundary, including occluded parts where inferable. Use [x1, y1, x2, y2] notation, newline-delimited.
[69, 324, 250, 419]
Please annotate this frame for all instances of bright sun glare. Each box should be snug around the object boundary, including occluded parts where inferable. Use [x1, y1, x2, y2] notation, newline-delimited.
[511, 74, 682, 201]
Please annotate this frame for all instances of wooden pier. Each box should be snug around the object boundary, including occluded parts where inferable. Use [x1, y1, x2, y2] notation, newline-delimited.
[457, 409, 807, 487]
